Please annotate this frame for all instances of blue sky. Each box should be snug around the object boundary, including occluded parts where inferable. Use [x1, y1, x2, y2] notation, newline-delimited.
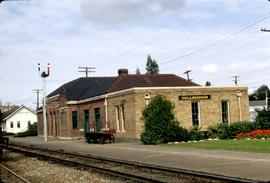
[0, 0, 270, 108]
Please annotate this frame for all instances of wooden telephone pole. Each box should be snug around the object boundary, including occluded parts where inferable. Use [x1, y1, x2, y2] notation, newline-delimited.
[261, 28, 270, 32]
[78, 67, 96, 78]
[183, 70, 192, 81]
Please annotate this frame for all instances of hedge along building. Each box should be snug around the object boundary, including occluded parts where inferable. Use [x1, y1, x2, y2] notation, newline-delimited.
[37, 69, 249, 140]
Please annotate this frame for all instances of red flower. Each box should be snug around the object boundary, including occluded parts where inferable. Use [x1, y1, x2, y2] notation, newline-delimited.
[236, 130, 270, 140]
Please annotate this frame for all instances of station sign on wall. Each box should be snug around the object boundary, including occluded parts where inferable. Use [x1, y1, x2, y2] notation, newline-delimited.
[178, 95, 211, 101]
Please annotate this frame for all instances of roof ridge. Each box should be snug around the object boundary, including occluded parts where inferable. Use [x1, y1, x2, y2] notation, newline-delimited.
[3, 105, 33, 120]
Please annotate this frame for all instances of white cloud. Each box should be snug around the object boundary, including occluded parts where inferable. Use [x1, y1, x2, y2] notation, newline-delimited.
[80, 0, 186, 24]
[229, 60, 270, 74]
[1, 0, 270, 106]
[201, 64, 219, 74]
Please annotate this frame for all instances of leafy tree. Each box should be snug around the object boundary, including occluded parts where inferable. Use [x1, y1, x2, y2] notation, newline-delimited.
[146, 55, 159, 74]
[255, 84, 270, 100]
[136, 67, 141, 74]
[255, 109, 270, 129]
[205, 81, 211, 86]
[140, 95, 189, 144]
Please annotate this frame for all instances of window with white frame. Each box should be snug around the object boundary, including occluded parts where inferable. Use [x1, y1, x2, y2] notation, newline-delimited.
[116, 105, 126, 132]
[191, 102, 200, 126]
[10, 121, 13, 128]
[17, 121, 20, 128]
[120, 105, 125, 132]
[221, 101, 229, 124]
[115, 106, 120, 132]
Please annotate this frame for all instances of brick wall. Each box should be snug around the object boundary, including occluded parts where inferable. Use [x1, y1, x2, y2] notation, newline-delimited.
[39, 86, 249, 141]
[107, 91, 137, 140]
[107, 87, 249, 140]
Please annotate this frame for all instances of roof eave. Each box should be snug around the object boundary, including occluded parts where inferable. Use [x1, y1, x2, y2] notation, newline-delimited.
[66, 94, 106, 105]
[47, 94, 60, 101]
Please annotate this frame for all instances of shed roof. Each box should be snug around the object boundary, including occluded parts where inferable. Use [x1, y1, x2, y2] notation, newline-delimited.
[2, 105, 36, 121]
[249, 100, 267, 107]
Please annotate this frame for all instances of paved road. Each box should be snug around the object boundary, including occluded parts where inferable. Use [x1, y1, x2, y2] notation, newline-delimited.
[9, 137, 270, 182]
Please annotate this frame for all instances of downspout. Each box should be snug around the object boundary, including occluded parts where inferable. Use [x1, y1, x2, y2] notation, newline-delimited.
[105, 95, 108, 130]
[236, 91, 242, 121]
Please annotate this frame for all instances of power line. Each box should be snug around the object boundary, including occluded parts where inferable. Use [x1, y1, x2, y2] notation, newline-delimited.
[159, 13, 270, 66]
[110, 19, 199, 61]
[0, 0, 31, 3]
[108, 19, 202, 73]
[78, 67, 95, 78]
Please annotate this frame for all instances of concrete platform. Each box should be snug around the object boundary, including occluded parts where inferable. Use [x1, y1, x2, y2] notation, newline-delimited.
[8, 137, 270, 182]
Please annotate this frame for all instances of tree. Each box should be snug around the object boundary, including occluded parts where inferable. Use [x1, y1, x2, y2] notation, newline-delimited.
[255, 84, 270, 100]
[205, 81, 211, 86]
[146, 55, 159, 74]
[140, 95, 189, 144]
[136, 67, 141, 74]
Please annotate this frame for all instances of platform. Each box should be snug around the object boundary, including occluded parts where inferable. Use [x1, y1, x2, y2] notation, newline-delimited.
[8, 137, 270, 182]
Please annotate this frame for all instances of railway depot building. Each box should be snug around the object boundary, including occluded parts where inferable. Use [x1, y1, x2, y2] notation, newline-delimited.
[37, 69, 249, 140]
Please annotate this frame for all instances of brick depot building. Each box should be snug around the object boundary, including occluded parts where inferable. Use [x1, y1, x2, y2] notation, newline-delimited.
[37, 69, 249, 140]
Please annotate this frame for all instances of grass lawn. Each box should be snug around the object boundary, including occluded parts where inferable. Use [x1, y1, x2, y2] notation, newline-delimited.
[163, 139, 270, 153]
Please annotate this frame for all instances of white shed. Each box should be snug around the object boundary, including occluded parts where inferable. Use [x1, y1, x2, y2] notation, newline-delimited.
[2, 106, 37, 134]
[249, 100, 267, 122]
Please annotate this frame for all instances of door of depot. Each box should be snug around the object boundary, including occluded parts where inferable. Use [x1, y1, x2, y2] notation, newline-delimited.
[84, 110, 89, 133]
[94, 108, 101, 131]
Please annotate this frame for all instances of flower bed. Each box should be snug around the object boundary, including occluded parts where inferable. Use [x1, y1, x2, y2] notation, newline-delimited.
[236, 130, 270, 140]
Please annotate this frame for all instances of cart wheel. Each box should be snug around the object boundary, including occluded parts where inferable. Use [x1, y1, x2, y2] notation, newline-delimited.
[99, 138, 105, 144]
[111, 136, 115, 143]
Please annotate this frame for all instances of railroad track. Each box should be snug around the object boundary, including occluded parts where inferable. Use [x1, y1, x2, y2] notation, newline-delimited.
[4, 143, 257, 183]
[0, 164, 31, 183]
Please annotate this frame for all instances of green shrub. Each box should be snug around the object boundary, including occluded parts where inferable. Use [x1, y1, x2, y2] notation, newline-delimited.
[26, 123, 38, 136]
[140, 131, 159, 145]
[228, 121, 255, 138]
[2, 132, 15, 136]
[164, 126, 190, 142]
[189, 126, 208, 141]
[255, 109, 270, 129]
[14, 132, 27, 138]
[208, 124, 228, 139]
[14, 123, 37, 138]
[208, 122, 254, 139]
[140, 95, 188, 144]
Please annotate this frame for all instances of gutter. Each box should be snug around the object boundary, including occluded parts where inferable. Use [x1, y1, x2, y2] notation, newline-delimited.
[67, 94, 106, 105]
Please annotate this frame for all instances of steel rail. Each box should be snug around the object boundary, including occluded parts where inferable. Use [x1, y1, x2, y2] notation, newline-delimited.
[6, 145, 168, 183]
[0, 164, 31, 183]
[6, 143, 259, 183]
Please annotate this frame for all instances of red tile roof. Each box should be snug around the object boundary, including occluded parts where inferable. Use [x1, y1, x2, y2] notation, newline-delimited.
[108, 74, 199, 93]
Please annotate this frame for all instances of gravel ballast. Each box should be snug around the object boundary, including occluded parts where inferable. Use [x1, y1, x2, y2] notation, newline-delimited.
[2, 151, 125, 183]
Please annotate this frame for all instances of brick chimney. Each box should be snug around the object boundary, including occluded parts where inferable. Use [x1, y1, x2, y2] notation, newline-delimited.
[118, 69, 128, 76]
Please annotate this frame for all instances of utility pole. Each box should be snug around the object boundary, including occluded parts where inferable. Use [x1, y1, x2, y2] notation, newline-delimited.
[183, 70, 192, 81]
[33, 89, 43, 110]
[6, 102, 10, 111]
[266, 90, 268, 109]
[232, 76, 240, 86]
[261, 28, 270, 32]
[38, 63, 50, 142]
[78, 67, 95, 78]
